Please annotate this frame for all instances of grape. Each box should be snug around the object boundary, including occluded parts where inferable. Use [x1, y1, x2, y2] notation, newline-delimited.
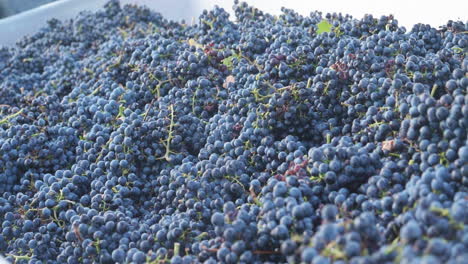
[0, 0, 467, 263]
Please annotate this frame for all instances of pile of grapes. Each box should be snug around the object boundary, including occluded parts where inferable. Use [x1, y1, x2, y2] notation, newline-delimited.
[0, 1, 467, 263]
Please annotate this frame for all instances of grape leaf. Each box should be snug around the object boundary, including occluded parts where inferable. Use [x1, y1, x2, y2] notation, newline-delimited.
[187, 38, 203, 49]
[317, 20, 332, 34]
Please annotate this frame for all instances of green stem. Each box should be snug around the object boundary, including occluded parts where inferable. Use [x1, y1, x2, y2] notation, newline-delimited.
[174, 242, 180, 257]
[0, 109, 24, 125]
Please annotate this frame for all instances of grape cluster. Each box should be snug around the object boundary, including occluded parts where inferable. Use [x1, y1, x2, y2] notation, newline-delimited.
[0, 1, 467, 263]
